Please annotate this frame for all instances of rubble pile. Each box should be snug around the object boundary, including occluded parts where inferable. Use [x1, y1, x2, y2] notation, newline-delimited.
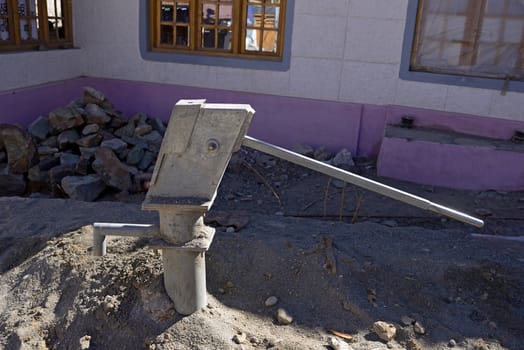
[0, 87, 166, 201]
[0, 86, 357, 202]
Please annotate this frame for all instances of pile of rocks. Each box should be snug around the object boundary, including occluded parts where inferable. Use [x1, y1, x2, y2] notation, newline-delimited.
[0, 87, 166, 201]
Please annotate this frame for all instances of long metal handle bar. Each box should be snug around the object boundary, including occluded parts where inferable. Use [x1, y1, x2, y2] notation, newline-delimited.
[242, 136, 484, 228]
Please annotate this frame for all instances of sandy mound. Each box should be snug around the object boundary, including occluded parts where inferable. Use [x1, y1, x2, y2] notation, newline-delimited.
[0, 197, 522, 350]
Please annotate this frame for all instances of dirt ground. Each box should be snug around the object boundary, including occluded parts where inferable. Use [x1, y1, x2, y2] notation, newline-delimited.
[0, 148, 523, 350]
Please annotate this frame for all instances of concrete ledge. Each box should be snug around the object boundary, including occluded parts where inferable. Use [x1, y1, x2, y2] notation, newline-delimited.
[378, 126, 524, 191]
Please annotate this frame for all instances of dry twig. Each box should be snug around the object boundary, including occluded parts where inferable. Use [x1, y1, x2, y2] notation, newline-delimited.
[241, 160, 281, 206]
[351, 193, 364, 224]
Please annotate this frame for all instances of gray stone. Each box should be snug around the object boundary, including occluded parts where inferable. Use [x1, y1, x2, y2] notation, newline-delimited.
[79, 147, 97, 158]
[131, 112, 148, 125]
[38, 146, 58, 156]
[57, 129, 80, 149]
[313, 146, 333, 161]
[107, 111, 127, 129]
[150, 117, 167, 135]
[61, 175, 106, 202]
[327, 336, 352, 350]
[372, 321, 397, 342]
[400, 315, 415, 326]
[48, 107, 84, 132]
[292, 143, 314, 157]
[60, 153, 80, 167]
[41, 136, 58, 147]
[332, 148, 355, 168]
[114, 122, 136, 138]
[85, 104, 111, 124]
[232, 332, 247, 344]
[48, 165, 75, 185]
[92, 147, 133, 191]
[0, 124, 38, 173]
[75, 155, 92, 176]
[28, 165, 48, 183]
[121, 136, 146, 147]
[39, 156, 60, 171]
[76, 133, 103, 148]
[83, 86, 106, 105]
[413, 321, 425, 335]
[141, 130, 163, 144]
[265, 296, 278, 307]
[99, 130, 116, 141]
[275, 308, 293, 325]
[138, 150, 155, 170]
[126, 145, 145, 165]
[28, 115, 49, 140]
[82, 124, 100, 135]
[134, 124, 153, 136]
[101, 138, 128, 154]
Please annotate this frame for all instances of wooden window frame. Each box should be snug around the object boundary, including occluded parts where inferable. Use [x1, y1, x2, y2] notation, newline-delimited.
[0, 0, 73, 53]
[410, 0, 524, 81]
[149, 0, 286, 61]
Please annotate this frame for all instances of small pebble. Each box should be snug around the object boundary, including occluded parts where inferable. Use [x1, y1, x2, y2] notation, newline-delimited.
[226, 226, 236, 233]
[448, 339, 457, 347]
[413, 321, 426, 335]
[218, 288, 226, 294]
[232, 332, 247, 344]
[275, 308, 293, 325]
[265, 296, 278, 307]
[226, 281, 234, 288]
[400, 315, 415, 326]
[327, 336, 351, 350]
[79, 335, 91, 350]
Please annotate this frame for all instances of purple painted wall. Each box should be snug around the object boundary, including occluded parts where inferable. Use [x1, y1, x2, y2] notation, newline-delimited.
[2, 77, 524, 190]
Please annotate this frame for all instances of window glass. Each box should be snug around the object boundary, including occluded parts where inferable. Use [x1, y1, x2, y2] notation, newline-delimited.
[412, 0, 524, 80]
[151, 0, 285, 59]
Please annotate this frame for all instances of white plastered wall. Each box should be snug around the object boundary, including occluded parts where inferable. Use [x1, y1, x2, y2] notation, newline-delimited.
[0, 4, 84, 91]
[2, 0, 523, 122]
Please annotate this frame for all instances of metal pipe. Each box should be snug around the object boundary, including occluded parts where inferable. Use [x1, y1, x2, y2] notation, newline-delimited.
[92, 223, 159, 256]
[242, 136, 484, 228]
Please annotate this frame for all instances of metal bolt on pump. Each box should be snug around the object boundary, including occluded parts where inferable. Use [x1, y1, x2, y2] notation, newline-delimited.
[93, 99, 483, 316]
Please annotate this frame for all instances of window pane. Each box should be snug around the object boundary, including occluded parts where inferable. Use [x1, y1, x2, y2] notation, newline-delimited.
[161, 2, 174, 22]
[176, 3, 189, 23]
[0, 0, 8, 41]
[245, 28, 259, 51]
[46, 0, 54, 17]
[160, 24, 174, 44]
[0, 18, 9, 41]
[247, 5, 261, 26]
[202, 27, 215, 47]
[218, 3, 232, 26]
[485, 0, 506, 16]
[218, 28, 231, 49]
[176, 25, 188, 45]
[56, 18, 63, 38]
[264, 6, 278, 28]
[20, 18, 29, 39]
[413, 0, 524, 79]
[262, 30, 277, 52]
[0, 0, 7, 15]
[507, 0, 524, 16]
[203, 4, 216, 24]
[17, 0, 26, 15]
[55, 0, 62, 17]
